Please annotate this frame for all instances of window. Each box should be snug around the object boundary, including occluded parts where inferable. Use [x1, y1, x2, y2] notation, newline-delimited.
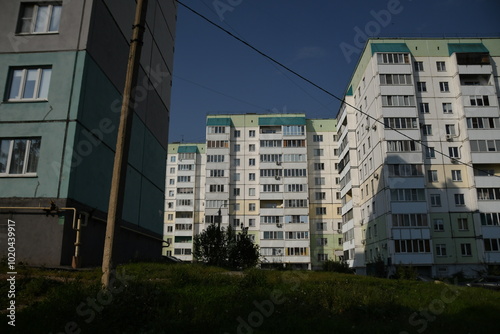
[436, 61, 446, 71]
[8, 67, 52, 101]
[392, 214, 428, 227]
[234, 144, 240, 152]
[380, 74, 412, 85]
[477, 188, 500, 200]
[467, 117, 500, 129]
[263, 184, 280, 192]
[315, 192, 326, 200]
[0, 138, 41, 175]
[422, 124, 432, 136]
[449, 147, 460, 158]
[394, 239, 431, 253]
[209, 184, 224, 192]
[249, 130, 255, 137]
[445, 124, 456, 135]
[248, 219, 255, 227]
[414, 61, 424, 72]
[314, 163, 325, 170]
[458, 218, 469, 230]
[207, 140, 229, 148]
[170, 156, 176, 162]
[249, 144, 255, 152]
[263, 231, 283, 240]
[460, 243, 472, 256]
[169, 167, 175, 174]
[208, 126, 226, 134]
[169, 179, 174, 185]
[484, 239, 500, 252]
[233, 188, 240, 196]
[470, 95, 490, 106]
[384, 118, 418, 129]
[209, 169, 224, 177]
[480, 212, 500, 226]
[233, 159, 240, 167]
[283, 125, 305, 136]
[315, 177, 325, 185]
[470, 140, 500, 152]
[419, 102, 430, 113]
[439, 82, 449, 92]
[436, 244, 447, 257]
[442, 103, 453, 114]
[430, 194, 441, 207]
[234, 130, 240, 138]
[168, 190, 174, 197]
[313, 149, 324, 156]
[426, 147, 435, 159]
[249, 188, 255, 196]
[249, 203, 256, 211]
[233, 173, 240, 181]
[390, 189, 425, 202]
[387, 140, 418, 152]
[18, 3, 62, 34]
[417, 82, 427, 92]
[317, 238, 328, 246]
[428, 170, 438, 182]
[316, 207, 327, 215]
[382, 95, 415, 107]
[249, 173, 256, 181]
[451, 170, 462, 181]
[455, 194, 465, 206]
[377, 53, 410, 64]
[313, 135, 323, 142]
[249, 158, 255, 166]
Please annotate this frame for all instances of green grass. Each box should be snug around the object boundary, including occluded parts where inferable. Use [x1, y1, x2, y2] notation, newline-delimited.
[1, 263, 499, 333]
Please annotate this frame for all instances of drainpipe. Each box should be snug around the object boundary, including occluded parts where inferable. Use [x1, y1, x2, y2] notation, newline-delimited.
[0, 205, 80, 266]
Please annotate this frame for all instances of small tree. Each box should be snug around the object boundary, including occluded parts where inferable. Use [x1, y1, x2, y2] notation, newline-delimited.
[193, 221, 228, 267]
[193, 222, 259, 270]
[228, 229, 260, 270]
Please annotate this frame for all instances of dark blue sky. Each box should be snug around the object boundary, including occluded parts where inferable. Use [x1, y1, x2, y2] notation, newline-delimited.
[168, 0, 500, 143]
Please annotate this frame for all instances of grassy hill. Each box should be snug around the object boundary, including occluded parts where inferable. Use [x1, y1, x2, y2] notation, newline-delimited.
[1, 262, 499, 333]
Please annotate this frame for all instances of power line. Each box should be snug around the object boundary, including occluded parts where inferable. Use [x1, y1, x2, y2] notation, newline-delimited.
[175, 0, 500, 179]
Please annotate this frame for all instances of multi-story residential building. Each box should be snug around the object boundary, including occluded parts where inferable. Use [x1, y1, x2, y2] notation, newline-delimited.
[337, 37, 500, 277]
[0, 0, 176, 266]
[163, 114, 343, 269]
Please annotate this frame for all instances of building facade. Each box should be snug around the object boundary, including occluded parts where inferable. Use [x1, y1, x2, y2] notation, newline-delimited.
[338, 38, 500, 277]
[0, 0, 176, 266]
[164, 114, 343, 269]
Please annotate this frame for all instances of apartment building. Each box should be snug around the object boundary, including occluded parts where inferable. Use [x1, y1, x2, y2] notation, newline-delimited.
[337, 38, 500, 277]
[0, 0, 176, 266]
[164, 114, 343, 269]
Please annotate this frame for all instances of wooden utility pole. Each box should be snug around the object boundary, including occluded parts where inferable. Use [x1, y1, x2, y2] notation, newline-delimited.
[102, 0, 148, 289]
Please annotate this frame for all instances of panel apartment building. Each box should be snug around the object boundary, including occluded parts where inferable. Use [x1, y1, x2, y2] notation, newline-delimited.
[164, 114, 343, 269]
[338, 37, 500, 277]
[0, 0, 176, 266]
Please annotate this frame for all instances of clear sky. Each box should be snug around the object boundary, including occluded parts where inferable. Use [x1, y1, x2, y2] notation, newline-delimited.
[168, 0, 500, 143]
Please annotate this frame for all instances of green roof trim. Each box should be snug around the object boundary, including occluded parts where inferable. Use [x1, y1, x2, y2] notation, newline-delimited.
[346, 85, 353, 96]
[258, 116, 306, 126]
[206, 117, 232, 126]
[448, 43, 489, 55]
[371, 43, 410, 54]
[177, 146, 198, 153]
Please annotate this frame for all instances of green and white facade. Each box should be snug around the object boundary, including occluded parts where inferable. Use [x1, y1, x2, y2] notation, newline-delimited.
[164, 114, 343, 269]
[338, 37, 500, 277]
[0, 0, 176, 266]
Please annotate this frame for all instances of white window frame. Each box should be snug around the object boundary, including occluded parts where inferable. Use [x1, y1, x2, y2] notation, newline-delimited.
[18, 3, 62, 34]
[439, 82, 450, 92]
[8, 67, 52, 101]
[0, 138, 41, 176]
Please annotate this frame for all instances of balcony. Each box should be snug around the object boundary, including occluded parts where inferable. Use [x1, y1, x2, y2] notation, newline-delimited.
[458, 64, 492, 75]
